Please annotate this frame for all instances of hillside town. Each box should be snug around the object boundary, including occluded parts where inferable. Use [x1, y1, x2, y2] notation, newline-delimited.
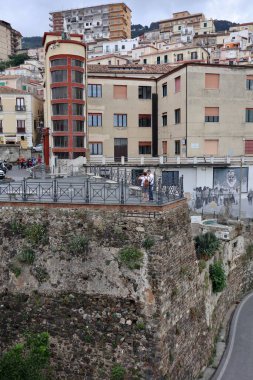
[1, 2, 253, 380]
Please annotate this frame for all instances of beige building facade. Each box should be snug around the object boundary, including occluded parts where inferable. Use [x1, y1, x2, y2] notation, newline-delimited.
[0, 87, 43, 148]
[0, 20, 22, 61]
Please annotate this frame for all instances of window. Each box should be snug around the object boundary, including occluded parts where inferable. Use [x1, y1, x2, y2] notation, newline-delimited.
[122, 45, 125, 49]
[205, 73, 220, 89]
[164, 55, 168, 63]
[177, 54, 183, 61]
[157, 56, 161, 64]
[0, 97, 2, 111]
[72, 104, 84, 116]
[108, 60, 111, 65]
[52, 87, 68, 99]
[175, 140, 180, 155]
[204, 22, 207, 27]
[162, 83, 167, 97]
[139, 114, 151, 127]
[162, 141, 167, 155]
[0, 120, 2, 133]
[245, 140, 253, 154]
[175, 109, 181, 124]
[114, 114, 127, 127]
[71, 59, 83, 67]
[115, 45, 118, 51]
[16, 98, 25, 111]
[205, 107, 219, 122]
[90, 142, 103, 155]
[52, 103, 68, 115]
[54, 136, 68, 147]
[246, 75, 253, 90]
[178, 25, 181, 31]
[17, 120, 26, 133]
[72, 70, 83, 83]
[72, 87, 83, 99]
[52, 120, 68, 132]
[88, 113, 102, 127]
[162, 113, 167, 126]
[54, 152, 69, 159]
[191, 51, 198, 60]
[88, 84, 102, 97]
[51, 70, 67, 82]
[204, 139, 218, 155]
[73, 120, 84, 132]
[113, 85, 127, 99]
[246, 109, 253, 122]
[143, 59, 147, 64]
[73, 136, 84, 148]
[139, 141, 151, 155]
[175, 76, 181, 93]
[105, 45, 109, 52]
[138, 86, 151, 99]
[51, 59, 67, 66]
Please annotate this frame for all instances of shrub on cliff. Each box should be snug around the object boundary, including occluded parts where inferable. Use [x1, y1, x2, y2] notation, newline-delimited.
[118, 246, 143, 270]
[68, 235, 89, 255]
[194, 232, 220, 260]
[209, 261, 226, 293]
[111, 364, 126, 380]
[0, 332, 52, 380]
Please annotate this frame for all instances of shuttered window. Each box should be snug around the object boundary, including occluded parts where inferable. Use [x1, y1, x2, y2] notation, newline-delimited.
[205, 73, 220, 89]
[113, 85, 127, 99]
[245, 140, 253, 154]
[205, 107, 219, 122]
[246, 75, 253, 90]
[204, 140, 218, 155]
[175, 76, 181, 93]
[246, 109, 253, 122]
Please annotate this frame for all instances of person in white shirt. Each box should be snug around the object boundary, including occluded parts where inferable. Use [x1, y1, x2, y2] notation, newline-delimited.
[147, 170, 154, 201]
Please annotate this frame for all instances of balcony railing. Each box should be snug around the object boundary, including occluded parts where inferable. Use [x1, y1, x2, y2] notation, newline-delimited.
[15, 105, 26, 112]
[17, 128, 26, 134]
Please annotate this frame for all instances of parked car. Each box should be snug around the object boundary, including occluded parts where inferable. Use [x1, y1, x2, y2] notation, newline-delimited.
[32, 144, 43, 153]
[0, 169, 5, 179]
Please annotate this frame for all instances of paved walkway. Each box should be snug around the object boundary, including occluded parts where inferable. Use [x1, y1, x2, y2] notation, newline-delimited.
[213, 291, 253, 380]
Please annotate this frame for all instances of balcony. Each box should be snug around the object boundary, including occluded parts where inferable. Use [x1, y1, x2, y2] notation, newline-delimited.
[15, 105, 26, 112]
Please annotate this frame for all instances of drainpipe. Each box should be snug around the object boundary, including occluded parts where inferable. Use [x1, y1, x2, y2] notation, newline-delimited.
[185, 65, 188, 158]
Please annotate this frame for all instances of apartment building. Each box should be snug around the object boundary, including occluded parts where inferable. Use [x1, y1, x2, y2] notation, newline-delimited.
[86, 63, 253, 161]
[159, 11, 215, 38]
[50, 3, 131, 43]
[158, 63, 253, 158]
[88, 54, 129, 65]
[139, 46, 209, 65]
[0, 86, 43, 147]
[43, 32, 87, 162]
[0, 20, 22, 61]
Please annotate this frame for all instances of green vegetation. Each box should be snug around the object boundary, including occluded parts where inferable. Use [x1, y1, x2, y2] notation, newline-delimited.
[209, 261, 226, 293]
[0, 54, 29, 72]
[9, 263, 21, 278]
[136, 321, 145, 330]
[18, 247, 35, 265]
[142, 236, 155, 250]
[68, 235, 89, 255]
[194, 232, 220, 260]
[22, 36, 42, 49]
[9, 219, 25, 235]
[245, 244, 253, 261]
[33, 267, 49, 283]
[118, 246, 143, 270]
[0, 332, 52, 380]
[24, 224, 47, 245]
[111, 364, 126, 380]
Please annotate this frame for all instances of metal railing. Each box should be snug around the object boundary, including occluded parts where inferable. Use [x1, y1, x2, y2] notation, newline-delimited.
[0, 176, 184, 206]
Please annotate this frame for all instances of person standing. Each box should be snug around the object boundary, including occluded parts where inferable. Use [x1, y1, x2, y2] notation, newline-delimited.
[139, 172, 149, 201]
[147, 169, 154, 201]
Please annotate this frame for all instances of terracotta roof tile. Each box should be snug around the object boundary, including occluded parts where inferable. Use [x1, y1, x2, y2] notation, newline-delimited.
[0, 86, 29, 95]
[87, 63, 174, 75]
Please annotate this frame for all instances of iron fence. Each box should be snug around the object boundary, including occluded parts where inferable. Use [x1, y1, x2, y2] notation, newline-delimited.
[0, 176, 184, 205]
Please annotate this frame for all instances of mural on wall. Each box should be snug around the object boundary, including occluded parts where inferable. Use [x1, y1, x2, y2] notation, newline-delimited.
[191, 167, 252, 212]
[213, 167, 248, 193]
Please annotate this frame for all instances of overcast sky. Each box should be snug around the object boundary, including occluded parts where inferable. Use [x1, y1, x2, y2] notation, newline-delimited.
[0, 0, 252, 36]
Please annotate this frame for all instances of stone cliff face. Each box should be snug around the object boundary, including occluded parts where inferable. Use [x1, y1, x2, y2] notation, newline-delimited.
[0, 202, 252, 379]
